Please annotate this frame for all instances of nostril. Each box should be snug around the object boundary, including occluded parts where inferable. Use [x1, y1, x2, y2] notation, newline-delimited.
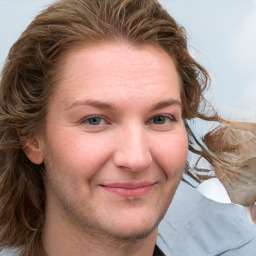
[113, 148, 152, 171]
[113, 130, 152, 171]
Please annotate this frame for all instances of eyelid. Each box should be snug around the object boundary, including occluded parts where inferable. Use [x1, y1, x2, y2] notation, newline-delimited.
[147, 114, 177, 124]
[162, 114, 176, 121]
[79, 115, 109, 125]
[78, 113, 177, 127]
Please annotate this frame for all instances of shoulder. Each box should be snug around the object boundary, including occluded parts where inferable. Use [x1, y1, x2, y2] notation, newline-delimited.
[157, 180, 256, 256]
[217, 237, 256, 256]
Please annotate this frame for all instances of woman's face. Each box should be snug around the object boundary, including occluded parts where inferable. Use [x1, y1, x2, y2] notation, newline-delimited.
[31, 42, 188, 240]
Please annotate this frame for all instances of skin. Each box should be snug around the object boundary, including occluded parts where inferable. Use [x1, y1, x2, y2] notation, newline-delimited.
[26, 42, 188, 256]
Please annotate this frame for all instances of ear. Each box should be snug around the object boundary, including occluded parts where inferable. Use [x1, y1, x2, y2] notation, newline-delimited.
[23, 136, 44, 165]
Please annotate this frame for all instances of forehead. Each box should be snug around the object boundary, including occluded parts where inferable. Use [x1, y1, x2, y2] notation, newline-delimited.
[52, 42, 181, 108]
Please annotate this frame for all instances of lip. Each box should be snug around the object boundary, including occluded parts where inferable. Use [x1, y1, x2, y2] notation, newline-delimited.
[99, 182, 157, 198]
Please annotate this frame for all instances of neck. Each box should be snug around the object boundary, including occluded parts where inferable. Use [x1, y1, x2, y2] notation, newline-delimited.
[42, 207, 158, 256]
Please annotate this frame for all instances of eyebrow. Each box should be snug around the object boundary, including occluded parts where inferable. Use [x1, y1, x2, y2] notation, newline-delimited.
[66, 99, 116, 111]
[66, 98, 182, 111]
[150, 98, 183, 111]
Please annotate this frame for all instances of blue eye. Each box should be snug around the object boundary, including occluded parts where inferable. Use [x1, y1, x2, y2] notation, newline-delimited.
[80, 116, 106, 126]
[150, 115, 175, 125]
[152, 116, 167, 124]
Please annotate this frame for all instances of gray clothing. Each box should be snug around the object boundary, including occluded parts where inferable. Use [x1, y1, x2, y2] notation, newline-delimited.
[157, 181, 256, 255]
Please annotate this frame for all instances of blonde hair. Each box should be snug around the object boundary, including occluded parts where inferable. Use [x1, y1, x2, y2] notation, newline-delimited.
[0, 0, 241, 254]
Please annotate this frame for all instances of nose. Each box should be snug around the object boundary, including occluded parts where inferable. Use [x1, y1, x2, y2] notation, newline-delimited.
[113, 124, 153, 172]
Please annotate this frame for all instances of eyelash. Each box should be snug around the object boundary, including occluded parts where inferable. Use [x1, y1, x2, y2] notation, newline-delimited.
[79, 115, 108, 125]
[79, 114, 176, 126]
[147, 114, 176, 125]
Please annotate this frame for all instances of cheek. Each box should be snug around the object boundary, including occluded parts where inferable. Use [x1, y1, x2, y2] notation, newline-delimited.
[155, 132, 188, 178]
[44, 131, 113, 178]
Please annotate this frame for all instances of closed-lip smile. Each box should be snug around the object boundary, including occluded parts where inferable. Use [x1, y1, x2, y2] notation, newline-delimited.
[99, 182, 157, 198]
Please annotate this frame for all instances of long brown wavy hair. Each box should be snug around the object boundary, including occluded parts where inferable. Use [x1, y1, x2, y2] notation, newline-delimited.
[0, 0, 247, 255]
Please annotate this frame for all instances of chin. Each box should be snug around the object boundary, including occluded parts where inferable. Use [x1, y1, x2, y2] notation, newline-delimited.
[109, 213, 162, 241]
[108, 200, 169, 240]
[112, 226, 156, 240]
